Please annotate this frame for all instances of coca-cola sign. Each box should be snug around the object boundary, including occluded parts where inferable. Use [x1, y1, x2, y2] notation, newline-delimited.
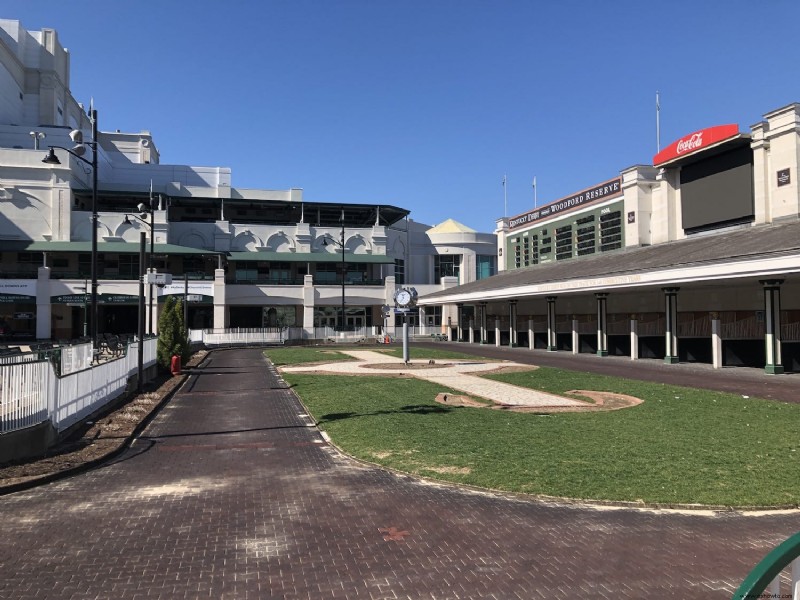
[654, 124, 740, 166]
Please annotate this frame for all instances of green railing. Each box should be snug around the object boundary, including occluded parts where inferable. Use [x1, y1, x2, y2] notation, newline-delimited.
[732, 531, 800, 599]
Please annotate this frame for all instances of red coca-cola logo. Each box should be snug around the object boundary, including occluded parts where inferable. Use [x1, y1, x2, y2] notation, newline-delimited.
[676, 132, 703, 154]
[654, 124, 739, 166]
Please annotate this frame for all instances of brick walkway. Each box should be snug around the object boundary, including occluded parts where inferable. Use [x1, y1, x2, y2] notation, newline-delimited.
[0, 348, 797, 599]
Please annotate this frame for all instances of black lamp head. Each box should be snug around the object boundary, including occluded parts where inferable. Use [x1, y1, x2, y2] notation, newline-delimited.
[42, 147, 61, 165]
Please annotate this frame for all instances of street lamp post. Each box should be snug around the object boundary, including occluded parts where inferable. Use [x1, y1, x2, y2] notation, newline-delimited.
[137, 232, 146, 392]
[42, 109, 99, 351]
[124, 201, 155, 334]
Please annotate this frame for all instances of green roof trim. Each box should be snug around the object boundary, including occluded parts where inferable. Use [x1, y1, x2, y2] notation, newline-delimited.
[227, 251, 395, 264]
[7, 241, 216, 255]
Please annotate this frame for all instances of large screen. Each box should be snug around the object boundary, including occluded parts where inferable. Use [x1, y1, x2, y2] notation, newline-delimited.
[680, 146, 754, 232]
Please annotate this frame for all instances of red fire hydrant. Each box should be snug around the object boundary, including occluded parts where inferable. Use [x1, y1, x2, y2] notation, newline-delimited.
[170, 354, 182, 376]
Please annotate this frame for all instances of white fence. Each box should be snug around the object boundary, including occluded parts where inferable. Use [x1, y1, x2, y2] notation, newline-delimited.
[0, 338, 157, 435]
[192, 326, 441, 346]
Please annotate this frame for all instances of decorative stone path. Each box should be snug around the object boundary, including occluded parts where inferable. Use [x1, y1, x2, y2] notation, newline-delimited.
[281, 350, 587, 409]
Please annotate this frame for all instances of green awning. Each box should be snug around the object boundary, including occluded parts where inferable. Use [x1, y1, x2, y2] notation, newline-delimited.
[227, 251, 395, 264]
[11, 241, 216, 255]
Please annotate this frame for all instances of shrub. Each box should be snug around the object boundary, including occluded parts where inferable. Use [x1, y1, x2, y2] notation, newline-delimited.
[157, 296, 189, 370]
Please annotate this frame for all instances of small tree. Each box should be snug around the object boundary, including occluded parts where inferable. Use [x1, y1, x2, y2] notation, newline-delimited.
[157, 296, 189, 370]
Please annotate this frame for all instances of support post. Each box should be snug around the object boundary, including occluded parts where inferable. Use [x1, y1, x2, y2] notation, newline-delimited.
[571, 317, 579, 355]
[137, 232, 146, 392]
[630, 314, 639, 361]
[761, 280, 784, 374]
[508, 300, 517, 347]
[710, 312, 722, 369]
[663, 287, 680, 364]
[596, 292, 609, 356]
[546, 296, 557, 351]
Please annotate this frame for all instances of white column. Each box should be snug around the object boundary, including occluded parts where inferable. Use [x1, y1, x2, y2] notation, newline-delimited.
[571, 318, 579, 355]
[595, 293, 609, 356]
[468, 319, 474, 344]
[303, 274, 315, 337]
[762, 279, 784, 374]
[663, 287, 679, 364]
[546, 296, 557, 351]
[711, 312, 722, 369]
[528, 318, 534, 350]
[495, 319, 501, 347]
[213, 268, 227, 329]
[630, 316, 639, 361]
[36, 266, 51, 340]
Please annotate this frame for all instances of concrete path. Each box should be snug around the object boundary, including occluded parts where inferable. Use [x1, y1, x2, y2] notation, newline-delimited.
[282, 350, 585, 408]
[0, 348, 797, 599]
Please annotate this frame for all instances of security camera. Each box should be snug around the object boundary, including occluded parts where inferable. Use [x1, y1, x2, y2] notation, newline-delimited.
[137, 203, 146, 212]
[69, 129, 84, 143]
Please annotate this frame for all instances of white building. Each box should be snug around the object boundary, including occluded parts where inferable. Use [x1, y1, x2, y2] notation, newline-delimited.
[422, 108, 800, 373]
[0, 19, 496, 341]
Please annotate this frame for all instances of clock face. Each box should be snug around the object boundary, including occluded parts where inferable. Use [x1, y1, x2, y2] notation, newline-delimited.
[396, 289, 412, 306]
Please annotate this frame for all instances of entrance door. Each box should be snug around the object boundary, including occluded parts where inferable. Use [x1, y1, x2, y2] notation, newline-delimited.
[346, 316, 364, 330]
[318, 316, 337, 328]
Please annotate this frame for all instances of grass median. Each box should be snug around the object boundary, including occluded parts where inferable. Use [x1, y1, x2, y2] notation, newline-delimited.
[265, 347, 800, 507]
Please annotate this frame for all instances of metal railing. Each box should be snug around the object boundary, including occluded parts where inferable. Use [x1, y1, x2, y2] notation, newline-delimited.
[733, 531, 800, 599]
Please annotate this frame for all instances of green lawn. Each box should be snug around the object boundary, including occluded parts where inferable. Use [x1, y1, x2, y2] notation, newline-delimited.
[270, 350, 800, 507]
[262, 347, 354, 366]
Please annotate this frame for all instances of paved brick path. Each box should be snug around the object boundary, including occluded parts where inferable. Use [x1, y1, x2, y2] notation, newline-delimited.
[0, 348, 797, 599]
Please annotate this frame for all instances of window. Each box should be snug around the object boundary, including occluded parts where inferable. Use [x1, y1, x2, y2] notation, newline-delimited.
[346, 263, 367, 283]
[600, 210, 623, 252]
[394, 259, 405, 285]
[315, 263, 338, 283]
[118, 255, 139, 279]
[434, 255, 461, 282]
[78, 253, 91, 276]
[476, 256, 495, 280]
[269, 262, 292, 283]
[18, 252, 42, 273]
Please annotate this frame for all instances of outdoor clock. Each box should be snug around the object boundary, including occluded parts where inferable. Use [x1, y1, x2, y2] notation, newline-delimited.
[394, 287, 417, 308]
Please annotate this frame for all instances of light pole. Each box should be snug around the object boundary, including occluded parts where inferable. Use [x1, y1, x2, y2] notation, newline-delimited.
[43, 109, 99, 351]
[323, 209, 347, 331]
[137, 232, 146, 392]
[29, 131, 46, 150]
[124, 200, 155, 334]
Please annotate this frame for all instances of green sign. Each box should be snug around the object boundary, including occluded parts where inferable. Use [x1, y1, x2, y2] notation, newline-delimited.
[0, 293, 35, 304]
[52, 294, 90, 304]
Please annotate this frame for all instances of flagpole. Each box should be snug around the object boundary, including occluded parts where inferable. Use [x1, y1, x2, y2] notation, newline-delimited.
[503, 174, 507, 217]
[656, 91, 661, 153]
[533, 176, 537, 208]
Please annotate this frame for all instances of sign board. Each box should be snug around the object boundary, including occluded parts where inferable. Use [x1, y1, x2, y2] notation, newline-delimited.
[13, 312, 34, 319]
[145, 272, 173, 286]
[394, 308, 412, 314]
[653, 124, 740, 166]
[508, 178, 622, 230]
[777, 168, 791, 187]
[185, 294, 202, 302]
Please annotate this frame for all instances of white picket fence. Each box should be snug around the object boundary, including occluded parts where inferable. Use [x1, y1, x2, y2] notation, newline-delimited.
[0, 338, 157, 435]
[192, 325, 452, 347]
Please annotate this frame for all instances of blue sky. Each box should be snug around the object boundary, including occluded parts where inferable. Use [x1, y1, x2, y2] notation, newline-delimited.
[7, 1, 800, 231]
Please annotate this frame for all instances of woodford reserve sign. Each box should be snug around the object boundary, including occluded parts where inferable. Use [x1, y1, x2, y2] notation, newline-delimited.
[508, 177, 622, 230]
[653, 124, 740, 166]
